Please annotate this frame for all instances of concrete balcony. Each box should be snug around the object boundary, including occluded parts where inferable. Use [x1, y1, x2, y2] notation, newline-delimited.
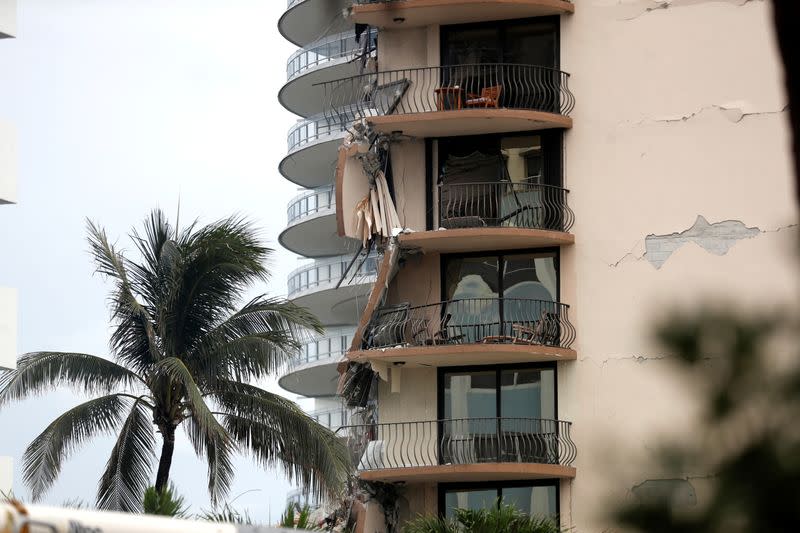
[349, 0, 573, 29]
[0, 119, 16, 204]
[279, 109, 354, 189]
[279, 327, 355, 397]
[339, 417, 576, 483]
[280, 29, 377, 117]
[351, 297, 576, 368]
[0, 0, 16, 39]
[287, 253, 380, 326]
[279, 0, 352, 47]
[400, 182, 575, 253]
[280, 184, 356, 258]
[321, 63, 574, 138]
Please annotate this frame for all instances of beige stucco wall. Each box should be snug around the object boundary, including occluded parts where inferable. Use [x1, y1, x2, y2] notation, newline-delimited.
[559, 1, 795, 531]
[0, 0, 15, 38]
[0, 119, 16, 204]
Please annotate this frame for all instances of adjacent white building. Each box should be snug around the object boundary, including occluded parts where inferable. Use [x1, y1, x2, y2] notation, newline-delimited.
[0, 0, 17, 497]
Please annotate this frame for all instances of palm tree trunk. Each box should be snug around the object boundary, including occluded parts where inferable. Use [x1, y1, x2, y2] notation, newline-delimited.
[155, 424, 176, 493]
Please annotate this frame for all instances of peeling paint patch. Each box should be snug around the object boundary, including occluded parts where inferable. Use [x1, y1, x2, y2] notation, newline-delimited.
[608, 217, 797, 270]
[645, 215, 760, 269]
[620, 0, 761, 21]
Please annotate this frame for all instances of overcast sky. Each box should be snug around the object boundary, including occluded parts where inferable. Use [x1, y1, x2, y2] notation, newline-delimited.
[0, 0, 311, 523]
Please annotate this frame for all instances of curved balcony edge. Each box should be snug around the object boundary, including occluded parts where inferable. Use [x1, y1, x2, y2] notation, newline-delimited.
[338, 417, 576, 483]
[321, 63, 574, 137]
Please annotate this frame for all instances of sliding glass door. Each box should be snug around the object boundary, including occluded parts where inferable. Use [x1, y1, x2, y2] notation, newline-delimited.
[441, 251, 559, 344]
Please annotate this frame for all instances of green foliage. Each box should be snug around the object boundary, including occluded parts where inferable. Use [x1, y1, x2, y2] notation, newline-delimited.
[278, 502, 319, 530]
[614, 307, 800, 532]
[198, 503, 254, 525]
[0, 210, 350, 513]
[142, 485, 188, 517]
[403, 502, 560, 533]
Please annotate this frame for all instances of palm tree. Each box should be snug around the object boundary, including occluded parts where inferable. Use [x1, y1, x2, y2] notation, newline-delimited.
[0, 210, 351, 512]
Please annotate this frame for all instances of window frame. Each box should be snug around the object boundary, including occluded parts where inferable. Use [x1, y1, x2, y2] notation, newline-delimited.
[439, 16, 561, 69]
[439, 248, 562, 304]
[437, 479, 561, 520]
[436, 361, 559, 423]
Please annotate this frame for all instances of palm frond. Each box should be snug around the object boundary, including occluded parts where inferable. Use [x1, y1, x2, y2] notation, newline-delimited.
[163, 215, 273, 354]
[23, 394, 132, 501]
[215, 382, 351, 500]
[152, 357, 234, 504]
[97, 398, 156, 512]
[0, 352, 142, 406]
[87, 220, 162, 372]
[188, 296, 323, 384]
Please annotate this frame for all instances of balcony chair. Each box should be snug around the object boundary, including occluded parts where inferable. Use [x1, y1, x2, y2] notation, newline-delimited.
[465, 85, 503, 108]
[512, 311, 561, 346]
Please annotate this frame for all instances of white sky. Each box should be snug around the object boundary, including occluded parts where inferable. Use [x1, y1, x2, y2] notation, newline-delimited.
[0, 0, 313, 523]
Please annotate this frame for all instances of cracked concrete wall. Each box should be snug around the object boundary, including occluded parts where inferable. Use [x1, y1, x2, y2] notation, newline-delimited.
[560, 0, 795, 531]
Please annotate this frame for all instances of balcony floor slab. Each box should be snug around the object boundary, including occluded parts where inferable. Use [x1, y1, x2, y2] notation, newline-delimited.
[399, 227, 574, 254]
[358, 463, 576, 483]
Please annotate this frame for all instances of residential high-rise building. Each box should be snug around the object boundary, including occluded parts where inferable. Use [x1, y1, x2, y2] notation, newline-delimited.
[275, 0, 380, 503]
[279, 1, 795, 530]
[0, 0, 17, 496]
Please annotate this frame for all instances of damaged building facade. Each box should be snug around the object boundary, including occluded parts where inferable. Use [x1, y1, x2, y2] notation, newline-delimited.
[276, 0, 381, 508]
[0, 0, 16, 496]
[279, 0, 795, 530]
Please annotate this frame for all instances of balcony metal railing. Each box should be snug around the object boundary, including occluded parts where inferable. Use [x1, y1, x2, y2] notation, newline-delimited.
[287, 184, 335, 226]
[338, 418, 576, 471]
[439, 182, 574, 232]
[287, 105, 361, 154]
[362, 297, 575, 350]
[290, 327, 355, 370]
[287, 253, 380, 298]
[287, 29, 377, 82]
[321, 63, 574, 125]
[311, 407, 351, 431]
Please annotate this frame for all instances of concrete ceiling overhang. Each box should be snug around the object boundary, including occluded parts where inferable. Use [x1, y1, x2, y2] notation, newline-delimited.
[279, 211, 357, 258]
[290, 279, 375, 326]
[278, 359, 341, 397]
[280, 57, 365, 118]
[279, 0, 353, 47]
[369, 109, 572, 138]
[398, 227, 574, 254]
[349, 0, 574, 29]
[280, 135, 344, 189]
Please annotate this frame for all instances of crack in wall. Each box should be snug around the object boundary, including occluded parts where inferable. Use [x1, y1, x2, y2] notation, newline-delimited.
[621, 0, 760, 21]
[580, 355, 672, 367]
[608, 217, 798, 270]
[624, 104, 788, 127]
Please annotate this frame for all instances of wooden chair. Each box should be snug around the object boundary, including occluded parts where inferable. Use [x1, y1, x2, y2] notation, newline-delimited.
[465, 85, 503, 108]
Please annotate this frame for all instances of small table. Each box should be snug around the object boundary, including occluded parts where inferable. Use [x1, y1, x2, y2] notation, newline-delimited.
[435, 86, 463, 110]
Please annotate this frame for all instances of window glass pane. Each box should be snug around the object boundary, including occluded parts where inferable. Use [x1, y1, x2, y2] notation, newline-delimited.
[444, 489, 498, 519]
[500, 369, 555, 420]
[502, 486, 557, 518]
[502, 22, 556, 66]
[444, 256, 500, 342]
[501, 136, 541, 184]
[443, 371, 497, 463]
